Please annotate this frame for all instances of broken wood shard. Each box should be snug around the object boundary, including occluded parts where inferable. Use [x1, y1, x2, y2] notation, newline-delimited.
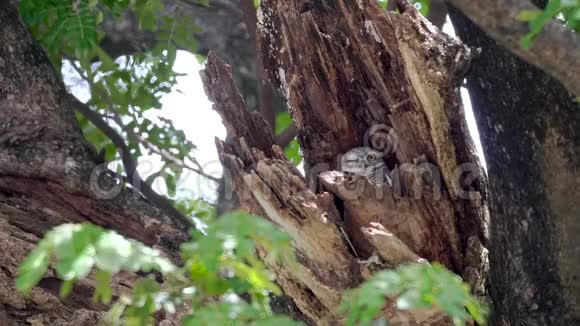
[361, 222, 425, 266]
[319, 170, 450, 264]
[202, 0, 488, 322]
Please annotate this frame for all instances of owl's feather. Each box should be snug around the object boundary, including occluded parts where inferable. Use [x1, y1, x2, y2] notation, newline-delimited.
[341, 147, 392, 185]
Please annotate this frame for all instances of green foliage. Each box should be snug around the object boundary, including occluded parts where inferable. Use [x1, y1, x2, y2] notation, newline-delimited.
[17, 1, 487, 325]
[412, 0, 431, 17]
[19, 0, 201, 66]
[518, 0, 580, 49]
[17, 223, 175, 296]
[275, 111, 302, 166]
[340, 263, 488, 326]
[17, 212, 487, 325]
[17, 212, 301, 325]
[174, 198, 217, 223]
[284, 140, 302, 166]
[19, 0, 202, 196]
[19, 0, 101, 67]
[378, 0, 389, 9]
[182, 301, 298, 325]
[377, 0, 431, 16]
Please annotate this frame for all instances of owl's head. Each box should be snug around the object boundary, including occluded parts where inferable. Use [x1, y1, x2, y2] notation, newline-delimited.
[341, 147, 385, 177]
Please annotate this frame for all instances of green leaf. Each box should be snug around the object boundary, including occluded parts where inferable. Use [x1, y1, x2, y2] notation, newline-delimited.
[520, 34, 535, 50]
[183, 300, 300, 325]
[519, 0, 570, 48]
[94, 270, 113, 304]
[94, 231, 134, 273]
[125, 277, 159, 325]
[16, 243, 50, 294]
[412, 0, 430, 17]
[167, 43, 177, 67]
[275, 111, 302, 165]
[275, 111, 293, 134]
[95, 46, 115, 70]
[285, 139, 302, 166]
[60, 279, 75, 298]
[341, 263, 488, 325]
[517, 9, 542, 21]
[164, 172, 177, 198]
[50, 224, 100, 280]
[17, 223, 176, 298]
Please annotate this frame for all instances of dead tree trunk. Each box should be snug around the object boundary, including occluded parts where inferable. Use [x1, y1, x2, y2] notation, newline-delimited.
[0, 3, 189, 324]
[202, 0, 488, 323]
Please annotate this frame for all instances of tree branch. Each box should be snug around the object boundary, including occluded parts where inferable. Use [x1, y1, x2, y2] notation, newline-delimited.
[70, 61, 218, 182]
[240, 0, 276, 130]
[69, 95, 192, 229]
[69, 61, 196, 226]
[447, 0, 580, 96]
[124, 126, 221, 183]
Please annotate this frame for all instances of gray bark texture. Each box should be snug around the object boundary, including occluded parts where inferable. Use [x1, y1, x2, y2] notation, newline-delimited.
[1, 0, 578, 323]
[0, 3, 189, 324]
[449, 7, 580, 325]
[446, 0, 580, 97]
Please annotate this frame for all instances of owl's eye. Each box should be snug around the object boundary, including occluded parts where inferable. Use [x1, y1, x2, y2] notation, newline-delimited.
[366, 154, 376, 161]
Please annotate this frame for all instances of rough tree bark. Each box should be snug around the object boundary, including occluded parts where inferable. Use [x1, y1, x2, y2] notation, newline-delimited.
[446, 0, 580, 97]
[4, 0, 577, 323]
[201, 0, 489, 323]
[449, 7, 580, 325]
[0, 3, 189, 324]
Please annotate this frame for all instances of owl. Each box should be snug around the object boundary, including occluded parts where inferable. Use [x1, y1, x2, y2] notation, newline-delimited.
[341, 147, 392, 185]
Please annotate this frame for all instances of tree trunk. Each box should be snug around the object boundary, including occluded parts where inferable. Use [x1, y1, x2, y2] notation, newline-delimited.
[6, 0, 577, 323]
[449, 7, 580, 325]
[201, 0, 489, 323]
[0, 3, 189, 324]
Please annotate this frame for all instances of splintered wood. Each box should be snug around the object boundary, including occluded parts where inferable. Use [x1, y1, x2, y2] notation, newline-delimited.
[202, 0, 488, 323]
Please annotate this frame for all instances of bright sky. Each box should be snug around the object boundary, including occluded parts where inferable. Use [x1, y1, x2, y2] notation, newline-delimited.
[66, 16, 486, 203]
[64, 54, 225, 202]
[152, 54, 226, 201]
[443, 19, 487, 170]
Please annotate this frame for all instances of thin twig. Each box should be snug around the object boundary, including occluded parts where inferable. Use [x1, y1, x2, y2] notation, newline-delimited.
[71, 61, 218, 183]
[70, 62, 118, 113]
[128, 130, 221, 183]
[70, 94, 191, 229]
[69, 64, 191, 229]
